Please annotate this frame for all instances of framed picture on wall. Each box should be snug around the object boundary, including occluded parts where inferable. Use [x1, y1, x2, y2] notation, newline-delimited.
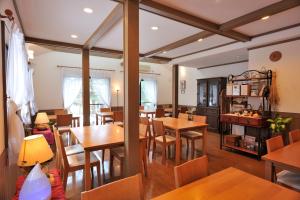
[180, 80, 186, 94]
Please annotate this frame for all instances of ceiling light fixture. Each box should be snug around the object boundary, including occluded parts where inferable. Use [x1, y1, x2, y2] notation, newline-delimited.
[151, 26, 159, 30]
[261, 16, 270, 20]
[162, 51, 167, 54]
[83, 8, 93, 14]
[198, 38, 203, 42]
[70, 34, 78, 39]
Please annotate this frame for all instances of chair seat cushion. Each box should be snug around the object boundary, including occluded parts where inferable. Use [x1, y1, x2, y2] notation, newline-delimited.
[65, 144, 84, 156]
[67, 152, 99, 168]
[277, 170, 300, 190]
[111, 146, 125, 158]
[155, 135, 176, 143]
[181, 131, 203, 138]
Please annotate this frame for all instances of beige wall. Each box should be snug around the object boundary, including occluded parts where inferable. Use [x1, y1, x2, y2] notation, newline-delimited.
[249, 39, 300, 113]
[0, 25, 5, 155]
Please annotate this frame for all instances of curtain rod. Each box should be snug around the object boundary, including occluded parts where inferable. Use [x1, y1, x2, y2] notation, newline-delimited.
[119, 70, 160, 75]
[57, 65, 116, 72]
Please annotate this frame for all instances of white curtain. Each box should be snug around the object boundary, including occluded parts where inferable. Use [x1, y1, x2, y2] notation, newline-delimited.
[141, 79, 157, 109]
[28, 68, 37, 115]
[63, 76, 82, 109]
[91, 78, 111, 107]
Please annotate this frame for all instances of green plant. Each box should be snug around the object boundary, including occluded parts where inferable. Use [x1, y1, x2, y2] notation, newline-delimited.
[267, 115, 292, 135]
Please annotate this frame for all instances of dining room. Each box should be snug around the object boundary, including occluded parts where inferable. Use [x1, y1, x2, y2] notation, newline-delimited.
[1, 0, 300, 200]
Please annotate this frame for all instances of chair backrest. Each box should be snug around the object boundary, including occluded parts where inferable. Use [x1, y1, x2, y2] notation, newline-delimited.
[140, 117, 151, 138]
[100, 107, 111, 112]
[174, 155, 208, 188]
[178, 113, 188, 120]
[52, 126, 61, 168]
[266, 135, 284, 153]
[139, 124, 148, 138]
[180, 106, 188, 113]
[56, 114, 73, 127]
[192, 115, 207, 123]
[155, 108, 165, 118]
[152, 120, 166, 140]
[54, 109, 68, 115]
[53, 129, 69, 169]
[81, 174, 144, 200]
[139, 105, 144, 110]
[113, 111, 123, 122]
[289, 129, 300, 144]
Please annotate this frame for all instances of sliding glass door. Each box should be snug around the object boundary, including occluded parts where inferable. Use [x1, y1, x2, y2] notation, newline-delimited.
[140, 79, 157, 110]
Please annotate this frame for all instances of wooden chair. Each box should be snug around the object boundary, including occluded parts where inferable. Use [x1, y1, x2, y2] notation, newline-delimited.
[289, 129, 300, 144]
[100, 107, 113, 124]
[113, 110, 123, 126]
[140, 117, 151, 155]
[81, 174, 144, 200]
[266, 135, 300, 191]
[174, 155, 208, 188]
[54, 109, 68, 115]
[109, 124, 148, 177]
[178, 113, 188, 120]
[56, 114, 73, 145]
[54, 131, 102, 190]
[155, 108, 165, 118]
[180, 106, 188, 113]
[152, 120, 176, 164]
[181, 115, 207, 159]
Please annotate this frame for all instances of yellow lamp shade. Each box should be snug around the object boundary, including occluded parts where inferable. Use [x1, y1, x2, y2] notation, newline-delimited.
[18, 134, 54, 167]
[35, 112, 49, 124]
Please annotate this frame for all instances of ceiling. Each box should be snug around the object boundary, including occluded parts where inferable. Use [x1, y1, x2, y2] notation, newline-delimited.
[12, 0, 300, 67]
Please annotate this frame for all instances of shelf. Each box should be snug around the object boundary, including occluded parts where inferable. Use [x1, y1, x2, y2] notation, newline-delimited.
[230, 77, 270, 82]
[223, 144, 258, 155]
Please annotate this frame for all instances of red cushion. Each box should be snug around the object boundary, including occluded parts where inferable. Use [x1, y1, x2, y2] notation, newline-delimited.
[12, 169, 65, 200]
[33, 128, 54, 145]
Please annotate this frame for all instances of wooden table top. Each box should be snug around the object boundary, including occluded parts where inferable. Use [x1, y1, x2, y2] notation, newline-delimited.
[155, 117, 207, 131]
[71, 124, 146, 150]
[262, 141, 300, 171]
[152, 167, 300, 200]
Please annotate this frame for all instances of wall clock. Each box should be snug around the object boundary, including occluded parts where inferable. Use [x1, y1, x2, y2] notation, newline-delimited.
[269, 51, 282, 62]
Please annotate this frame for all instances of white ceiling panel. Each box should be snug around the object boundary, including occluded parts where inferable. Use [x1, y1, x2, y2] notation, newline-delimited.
[235, 7, 300, 36]
[16, 0, 118, 44]
[180, 48, 248, 68]
[157, 35, 234, 58]
[153, 0, 280, 24]
[95, 10, 201, 53]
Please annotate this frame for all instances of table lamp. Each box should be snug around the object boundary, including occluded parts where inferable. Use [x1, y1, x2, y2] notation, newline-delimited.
[18, 134, 54, 167]
[35, 112, 49, 130]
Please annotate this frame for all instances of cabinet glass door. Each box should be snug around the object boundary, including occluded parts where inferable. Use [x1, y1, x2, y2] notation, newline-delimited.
[198, 80, 207, 106]
[208, 79, 219, 107]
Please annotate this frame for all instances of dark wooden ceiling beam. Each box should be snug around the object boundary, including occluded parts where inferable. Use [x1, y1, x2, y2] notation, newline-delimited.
[220, 0, 300, 31]
[139, 0, 250, 42]
[83, 4, 123, 49]
[24, 37, 171, 63]
[143, 31, 213, 57]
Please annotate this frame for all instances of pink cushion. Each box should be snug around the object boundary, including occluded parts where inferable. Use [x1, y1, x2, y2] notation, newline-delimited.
[33, 128, 54, 145]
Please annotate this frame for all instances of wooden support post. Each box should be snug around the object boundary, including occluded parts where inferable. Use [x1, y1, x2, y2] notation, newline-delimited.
[1, 21, 8, 148]
[123, 0, 140, 177]
[82, 49, 90, 126]
[172, 64, 179, 118]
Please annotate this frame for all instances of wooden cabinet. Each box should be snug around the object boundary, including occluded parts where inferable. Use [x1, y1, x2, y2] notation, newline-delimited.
[196, 78, 226, 132]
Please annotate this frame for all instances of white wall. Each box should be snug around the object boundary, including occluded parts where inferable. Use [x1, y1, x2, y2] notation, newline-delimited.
[32, 51, 172, 110]
[249, 39, 300, 113]
[178, 63, 248, 106]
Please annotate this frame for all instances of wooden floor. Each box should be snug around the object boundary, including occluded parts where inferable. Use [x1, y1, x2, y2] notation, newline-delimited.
[62, 132, 265, 200]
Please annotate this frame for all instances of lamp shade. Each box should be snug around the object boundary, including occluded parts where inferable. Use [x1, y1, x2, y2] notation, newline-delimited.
[18, 135, 54, 167]
[35, 112, 49, 124]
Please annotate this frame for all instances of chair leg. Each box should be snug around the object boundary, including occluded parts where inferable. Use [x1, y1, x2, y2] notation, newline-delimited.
[109, 154, 114, 177]
[168, 146, 171, 159]
[147, 136, 151, 156]
[63, 170, 68, 191]
[162, 145, 166, 164]
[91, 167, 94, 186]
[102, 149, 105, 164]
[120, 159, 124, 177]
[152, 141, 156, 159]
[96, 163, 101, 186]
[191, 139, 195, 159]
[186, 138, 189, 159]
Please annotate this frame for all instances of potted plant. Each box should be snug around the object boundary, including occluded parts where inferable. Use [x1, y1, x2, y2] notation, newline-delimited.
[267, 114, 292, 136]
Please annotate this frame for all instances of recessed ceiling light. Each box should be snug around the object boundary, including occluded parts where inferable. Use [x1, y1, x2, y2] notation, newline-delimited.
[261, 16, 270, 20]
[70, 34, 78, 39]
[83, 8, 93, 14]
[151, 26, 159, 30]
[198, 38, 203, 42]
[162, 51, 167, 54]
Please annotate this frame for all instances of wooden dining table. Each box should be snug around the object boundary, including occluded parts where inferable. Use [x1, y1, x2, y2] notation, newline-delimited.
[95, 112, 114, 125]
[70, 124, 147, 191]
[152, 167, 300, 200]
[262, 141, 300, 182]
[155, 117, 208, 165]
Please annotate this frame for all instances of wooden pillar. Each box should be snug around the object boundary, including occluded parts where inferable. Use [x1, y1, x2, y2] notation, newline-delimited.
[1, 21, 8, 148]
[82, 49, 90, 126]
[172, 64, 179, 118]
[123, 0, 140, 176]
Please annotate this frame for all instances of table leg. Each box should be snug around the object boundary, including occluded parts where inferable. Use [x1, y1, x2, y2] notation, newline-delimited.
[265, 161, 274, 182]
[202, 126, 207, 155]
[84, 150, 91, 191]
[96, 114, 98, 125]
[175, 129, 181, 165]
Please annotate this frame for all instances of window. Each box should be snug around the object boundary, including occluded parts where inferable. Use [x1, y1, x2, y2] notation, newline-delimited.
[140, 79, 157, 109]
